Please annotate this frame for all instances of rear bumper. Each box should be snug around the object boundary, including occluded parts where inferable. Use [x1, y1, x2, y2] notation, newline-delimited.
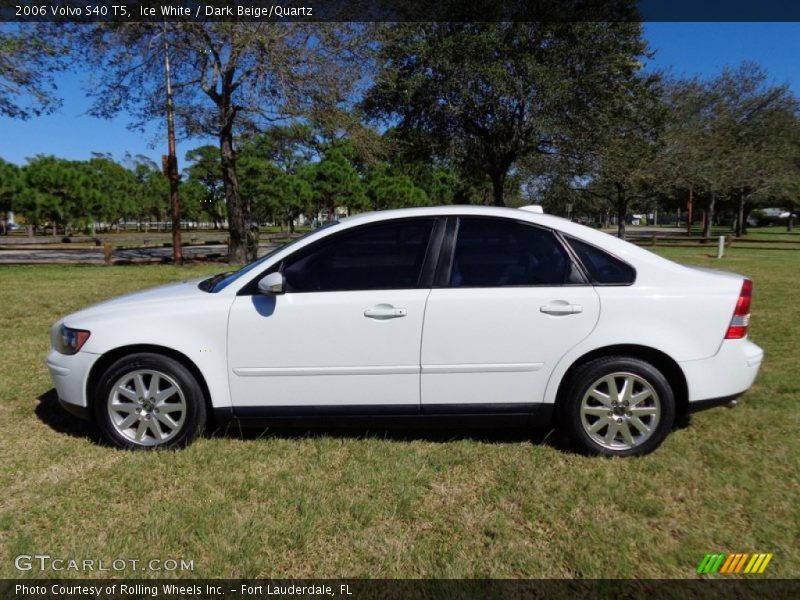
[679, 339, 764, 406]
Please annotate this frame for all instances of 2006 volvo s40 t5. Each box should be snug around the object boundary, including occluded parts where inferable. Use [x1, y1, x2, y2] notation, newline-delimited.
[47, 206, 763, 456]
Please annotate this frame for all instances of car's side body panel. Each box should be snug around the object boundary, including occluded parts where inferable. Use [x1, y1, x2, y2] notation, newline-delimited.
[226, 289, 430, 408]
[420, 286, 600, 407]
[54, 281, 235, 409]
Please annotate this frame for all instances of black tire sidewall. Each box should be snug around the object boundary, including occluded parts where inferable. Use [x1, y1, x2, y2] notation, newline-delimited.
[94, 353, 206, 450]
[563, 356, 676, 457]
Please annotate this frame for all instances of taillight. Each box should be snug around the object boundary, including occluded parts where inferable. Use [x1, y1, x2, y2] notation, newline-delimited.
[725, 279, 752, 339]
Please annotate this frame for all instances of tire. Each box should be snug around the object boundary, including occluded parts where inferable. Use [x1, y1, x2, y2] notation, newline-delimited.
[560, 356, 675, 457]
[94, 353, 206, 450]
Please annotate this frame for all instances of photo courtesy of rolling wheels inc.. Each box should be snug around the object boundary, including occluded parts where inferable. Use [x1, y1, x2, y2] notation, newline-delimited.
[0, 1, 798, 599]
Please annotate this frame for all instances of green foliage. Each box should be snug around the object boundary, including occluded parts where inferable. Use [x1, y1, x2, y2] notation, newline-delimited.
[657, 64, 800, 234]
[0, 24, 66, 119]
[308, 147, 368, 216]
[575, 74, 667, 238]
[364, 21, 648, 206]
[366, 171, 430, 210]
[19, 156, 91, 232]
[0, 159, 21, 226]
[184, 146, 226, 226]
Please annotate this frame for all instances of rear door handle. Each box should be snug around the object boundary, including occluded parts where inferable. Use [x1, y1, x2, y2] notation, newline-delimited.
[364, 304, 407, 320]
[540, 303, 583, 315]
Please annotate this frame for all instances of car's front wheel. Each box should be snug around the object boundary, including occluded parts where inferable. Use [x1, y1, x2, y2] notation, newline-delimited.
[561, 356, 675, 457]
[94, 353, 206, 449]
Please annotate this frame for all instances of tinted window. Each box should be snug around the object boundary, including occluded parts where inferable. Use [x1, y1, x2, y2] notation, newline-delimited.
[450, 218, 577, 287]
[282, 219, 435, 292]
[204, 223, 341, 293]
[566, 237, 636, 285]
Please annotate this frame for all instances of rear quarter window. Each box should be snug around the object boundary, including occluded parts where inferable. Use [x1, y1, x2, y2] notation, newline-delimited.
[566, 237, 636, 285]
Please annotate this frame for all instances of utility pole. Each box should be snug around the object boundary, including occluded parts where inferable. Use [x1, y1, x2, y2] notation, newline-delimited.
[163, 25, 182, 264]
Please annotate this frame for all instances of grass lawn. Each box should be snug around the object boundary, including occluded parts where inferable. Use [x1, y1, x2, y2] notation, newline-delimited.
[0, 247, 797, 579]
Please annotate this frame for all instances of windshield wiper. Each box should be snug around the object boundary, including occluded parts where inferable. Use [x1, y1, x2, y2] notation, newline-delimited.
[198, 271, 233, 292]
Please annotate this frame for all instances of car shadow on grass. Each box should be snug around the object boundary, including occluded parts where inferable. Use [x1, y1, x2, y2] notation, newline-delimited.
[35, 388, 103, 444]
[35, 387, 693, 453]
[208, 419, 573, 452]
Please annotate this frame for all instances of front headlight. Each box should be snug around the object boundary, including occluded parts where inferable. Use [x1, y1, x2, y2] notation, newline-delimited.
[54, 324, 91, 355]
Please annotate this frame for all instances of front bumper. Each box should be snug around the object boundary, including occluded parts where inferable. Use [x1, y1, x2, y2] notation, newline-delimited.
[45, 349, 100, 419]
[679, 339, 764, 407]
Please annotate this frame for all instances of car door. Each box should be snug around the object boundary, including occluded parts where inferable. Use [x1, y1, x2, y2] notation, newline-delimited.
[227, 218, 440, 413]
[420, 216, 601, 412]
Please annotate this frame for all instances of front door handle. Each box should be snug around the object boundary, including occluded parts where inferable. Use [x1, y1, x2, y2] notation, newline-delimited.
[364, 304, 407, 320]
[540, 303, 583, 316]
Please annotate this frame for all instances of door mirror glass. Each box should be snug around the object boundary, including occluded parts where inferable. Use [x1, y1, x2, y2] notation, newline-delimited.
[258, 272, 285, 295]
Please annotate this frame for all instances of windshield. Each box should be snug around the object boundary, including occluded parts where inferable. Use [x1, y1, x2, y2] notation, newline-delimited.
[199, 222, 339, 293]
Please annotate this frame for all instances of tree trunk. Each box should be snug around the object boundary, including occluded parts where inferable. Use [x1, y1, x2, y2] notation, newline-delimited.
[616, 185, 627, 240]
[219, 118, 249, 264]
[490, 171, 506, 207]
[741, 208, 751, 235]
[735, 196, 745, 237]
[702, 193, 715, 239]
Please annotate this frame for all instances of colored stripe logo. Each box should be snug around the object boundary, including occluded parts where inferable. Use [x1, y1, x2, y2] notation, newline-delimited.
[697, 553, 773, 574]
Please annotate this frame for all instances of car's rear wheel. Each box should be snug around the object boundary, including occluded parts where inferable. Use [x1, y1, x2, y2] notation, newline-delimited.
[561, 356, 675, 457]
[94, 353, 206, 449]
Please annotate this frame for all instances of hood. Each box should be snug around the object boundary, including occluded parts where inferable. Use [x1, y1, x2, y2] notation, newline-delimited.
[62, 277, 209, 325]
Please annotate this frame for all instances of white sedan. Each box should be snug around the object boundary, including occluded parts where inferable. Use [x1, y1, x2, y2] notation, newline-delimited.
[46, 206, 763, 456]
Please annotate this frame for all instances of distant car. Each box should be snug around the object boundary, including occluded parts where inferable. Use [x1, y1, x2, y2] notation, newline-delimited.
[47, 206, 763, 456]
[1, 223, 20, 233]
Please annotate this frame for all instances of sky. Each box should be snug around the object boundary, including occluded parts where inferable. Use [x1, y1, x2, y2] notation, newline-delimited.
[1, 22, 799, 167]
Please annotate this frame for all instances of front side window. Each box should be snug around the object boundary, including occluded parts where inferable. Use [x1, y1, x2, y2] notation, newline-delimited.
[450, 218, 578, 287]
[282, 219, 435, 292]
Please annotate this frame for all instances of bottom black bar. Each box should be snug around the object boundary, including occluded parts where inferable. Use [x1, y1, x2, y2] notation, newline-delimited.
[2, 579, 798, 600]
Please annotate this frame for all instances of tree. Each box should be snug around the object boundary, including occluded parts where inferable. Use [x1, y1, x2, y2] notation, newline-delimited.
[233, 126, 321, 232]
[19, 156, 95, 235]
[365, 168, 430, 210]
[184, 146, 226, 228]
[126, 156, 169, 232]
[72, 23, 366, 262]
[709, 65, 800, 236]
[0, 159, 20, 233]
[658, 66, 800, 237]
[577, 75, 666, 238]
[308, 147, 368, 220]
[81, 156, 139, 234]
[364, 20, 648, 207]
[0, 24, 65, 119]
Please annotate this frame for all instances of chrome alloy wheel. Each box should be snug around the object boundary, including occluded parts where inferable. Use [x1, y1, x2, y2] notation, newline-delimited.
[579, 372, 661, 451]
[107, 369, 187, 447]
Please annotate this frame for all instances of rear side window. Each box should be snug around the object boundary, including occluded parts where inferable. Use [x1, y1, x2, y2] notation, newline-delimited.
[566, 237, 636, 285]
[450, 218, 579, 287]
[282, 219, 435, 292]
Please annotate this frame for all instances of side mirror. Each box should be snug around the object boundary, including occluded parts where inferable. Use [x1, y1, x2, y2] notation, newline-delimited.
[257, 272, 285, 295]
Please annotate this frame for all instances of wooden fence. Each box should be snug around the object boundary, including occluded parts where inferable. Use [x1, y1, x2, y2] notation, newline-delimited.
[0, 232, 303, 265]
[629, 234, 800, 251]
